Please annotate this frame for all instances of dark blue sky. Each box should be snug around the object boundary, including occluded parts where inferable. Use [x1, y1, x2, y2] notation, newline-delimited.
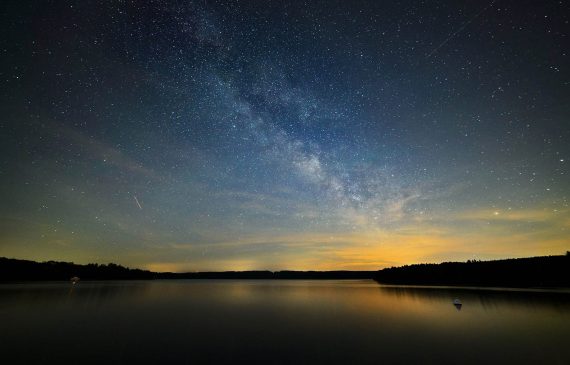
[1, 0, 568, 271]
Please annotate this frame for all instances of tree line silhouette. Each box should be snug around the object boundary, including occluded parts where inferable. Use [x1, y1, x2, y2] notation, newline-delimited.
[0, 257, 374, 281]
[1, 253, 568, 287]
[374, 253, 570, 288]
[0, 258, 155, 281]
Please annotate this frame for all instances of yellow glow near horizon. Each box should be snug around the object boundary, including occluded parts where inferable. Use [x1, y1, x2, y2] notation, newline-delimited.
[1, 206, 568, 272]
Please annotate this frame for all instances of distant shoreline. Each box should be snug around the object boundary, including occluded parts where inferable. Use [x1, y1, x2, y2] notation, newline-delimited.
[1, 254, 569, 288]
[374, 254, 570, 288]
[0, 257, 375, 281]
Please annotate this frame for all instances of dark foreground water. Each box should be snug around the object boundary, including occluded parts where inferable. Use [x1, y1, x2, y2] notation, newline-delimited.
[1, 280, 569, 364]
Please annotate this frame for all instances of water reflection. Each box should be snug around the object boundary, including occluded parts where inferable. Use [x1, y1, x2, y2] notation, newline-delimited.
[377, 284, 570, 313]
[0, 280, 569, 364]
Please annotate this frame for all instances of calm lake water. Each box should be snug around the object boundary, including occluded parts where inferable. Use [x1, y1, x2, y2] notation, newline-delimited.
[1, 280, 569, 364]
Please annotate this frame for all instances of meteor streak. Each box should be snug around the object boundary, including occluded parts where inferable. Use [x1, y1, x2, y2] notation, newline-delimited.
[426, 0, 496, 59]
[134, 195, 143, 210]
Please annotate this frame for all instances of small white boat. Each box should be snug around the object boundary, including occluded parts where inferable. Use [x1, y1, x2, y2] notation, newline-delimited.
[70, 276, 80, 284]
[453, 298, 462, 306]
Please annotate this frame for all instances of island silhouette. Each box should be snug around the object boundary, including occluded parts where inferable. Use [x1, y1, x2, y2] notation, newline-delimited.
[1, 253, 568, 288]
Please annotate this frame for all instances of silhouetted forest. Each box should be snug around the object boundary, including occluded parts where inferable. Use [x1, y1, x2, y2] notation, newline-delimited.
[2, 254, 569, 287]
[0, 257, 374, 281]
[0, 258, 155, 281]
[374, 253, 570, 288]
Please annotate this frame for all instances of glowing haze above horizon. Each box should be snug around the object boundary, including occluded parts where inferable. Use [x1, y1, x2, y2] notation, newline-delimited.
[1, 1, 568, 272]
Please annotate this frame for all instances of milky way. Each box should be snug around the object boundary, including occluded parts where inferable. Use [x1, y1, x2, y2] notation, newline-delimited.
[1, 1, 568, 271]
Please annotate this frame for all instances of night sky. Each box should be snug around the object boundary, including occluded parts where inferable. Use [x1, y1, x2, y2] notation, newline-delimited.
[1, 1, 568, 271]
